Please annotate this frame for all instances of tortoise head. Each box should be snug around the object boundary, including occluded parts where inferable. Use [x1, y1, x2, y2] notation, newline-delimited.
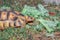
[25, 16, 35, 23]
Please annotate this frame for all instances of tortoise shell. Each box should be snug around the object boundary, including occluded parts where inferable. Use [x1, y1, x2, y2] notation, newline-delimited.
[0, 9, 34, 30]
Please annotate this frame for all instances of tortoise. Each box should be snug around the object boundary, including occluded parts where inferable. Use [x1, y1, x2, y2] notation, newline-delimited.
[0, 9, 35, 30]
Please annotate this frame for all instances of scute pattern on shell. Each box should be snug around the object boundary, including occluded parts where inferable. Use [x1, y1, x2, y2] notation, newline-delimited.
[0, 9, 34, 30]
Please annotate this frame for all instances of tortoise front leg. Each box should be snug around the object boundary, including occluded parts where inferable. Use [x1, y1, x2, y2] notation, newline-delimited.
[14, 19, 26, 28]
[9, 21, 15, 27]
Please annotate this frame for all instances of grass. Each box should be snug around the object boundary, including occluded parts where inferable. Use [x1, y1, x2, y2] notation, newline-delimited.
[0, 0, 60, 40]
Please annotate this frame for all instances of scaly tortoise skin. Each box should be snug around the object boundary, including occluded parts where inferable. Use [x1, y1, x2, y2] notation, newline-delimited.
[0, 9, 34, 30]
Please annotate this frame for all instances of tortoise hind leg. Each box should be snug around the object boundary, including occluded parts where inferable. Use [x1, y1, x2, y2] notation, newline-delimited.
[4, 20, 10, 28]
[0, 21, 4, 30]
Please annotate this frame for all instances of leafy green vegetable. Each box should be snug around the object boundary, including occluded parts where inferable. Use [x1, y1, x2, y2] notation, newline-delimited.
[37, 18, 58, 32]
[22, 4, 56, 32]
[22, 4, 49, 19]
[37, 4, 49, 16]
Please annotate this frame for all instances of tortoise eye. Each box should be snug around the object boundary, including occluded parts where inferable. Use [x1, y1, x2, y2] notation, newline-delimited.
[28, 16, 32, 19]
[30, 17, 33, 19]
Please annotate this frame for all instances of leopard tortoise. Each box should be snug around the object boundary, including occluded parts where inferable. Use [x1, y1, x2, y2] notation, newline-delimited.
[0, 9, 34, 30]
